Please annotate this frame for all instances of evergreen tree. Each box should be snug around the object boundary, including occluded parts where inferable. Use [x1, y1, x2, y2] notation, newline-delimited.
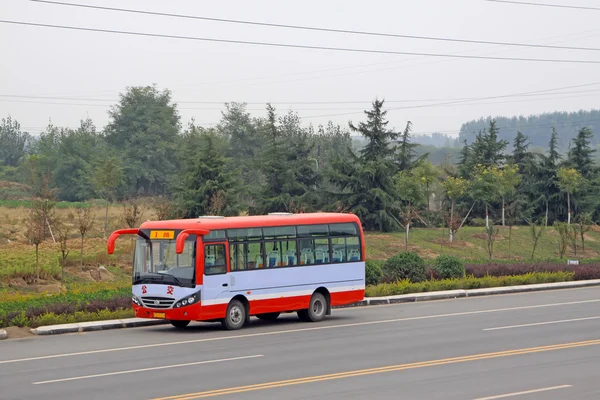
[327, 100, 402, 231]
[396, 121, 427, 171]
[566, 127, 597, 217]
[350, 99, 399, 162]
[252, 105, 318, 214]
[529, 128, 563, 224]
[566, 127, 596, 179]
[510, 131, 532, 168]
[175, 128, 240, 218]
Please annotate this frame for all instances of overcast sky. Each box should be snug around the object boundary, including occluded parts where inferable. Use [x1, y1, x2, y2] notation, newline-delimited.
[2, 0, 600, 138]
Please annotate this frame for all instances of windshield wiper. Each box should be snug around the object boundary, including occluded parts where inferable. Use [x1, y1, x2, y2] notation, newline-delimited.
[162, 273, 184, 286]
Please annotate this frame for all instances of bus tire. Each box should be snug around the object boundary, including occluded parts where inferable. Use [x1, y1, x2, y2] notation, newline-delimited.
[222, 299, 246, 330]
[170, 320, 190, 328]
[298, 292, 327, 322]
[256, 312, 280, 321]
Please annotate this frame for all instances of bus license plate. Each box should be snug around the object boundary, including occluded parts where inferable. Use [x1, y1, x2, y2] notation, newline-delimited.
[153, 312, 166, 319]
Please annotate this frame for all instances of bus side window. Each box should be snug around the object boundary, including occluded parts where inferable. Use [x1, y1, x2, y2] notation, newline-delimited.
[204, 244, 227, 275]
[246, 242, 263, 269]
[230, 243, 246, 271]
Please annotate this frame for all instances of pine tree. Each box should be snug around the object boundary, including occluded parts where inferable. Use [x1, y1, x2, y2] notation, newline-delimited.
[253, 105, 319, 214]
[567, 127, 596, 179]
[510, 131, 532, 168]
[327, 100, 402, 231]
[175, 129, 240, 218]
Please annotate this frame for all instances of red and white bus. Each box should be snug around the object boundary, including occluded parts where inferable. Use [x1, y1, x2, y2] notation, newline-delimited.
[107, 212, 365, 330]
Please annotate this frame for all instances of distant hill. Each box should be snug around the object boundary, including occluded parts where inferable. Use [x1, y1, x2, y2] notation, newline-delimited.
[458, 110, 600, 152]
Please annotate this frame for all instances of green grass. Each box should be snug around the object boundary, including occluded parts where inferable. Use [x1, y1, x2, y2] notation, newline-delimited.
[364, 225, 600, 262]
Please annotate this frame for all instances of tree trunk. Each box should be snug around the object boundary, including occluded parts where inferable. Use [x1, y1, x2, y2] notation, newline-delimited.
[405, 222, 409, 250]
[485, 204, 489, 229]
[80, 234, 84, 269]
[449, 199, 455, 243]
[567, 192, 571, 226]
[508, 225, 512, 256]
[502, 197, 505, 226]
[35, 243, 39, 281]
[104, 199, 109, 239]
[545, 199, 549, 226]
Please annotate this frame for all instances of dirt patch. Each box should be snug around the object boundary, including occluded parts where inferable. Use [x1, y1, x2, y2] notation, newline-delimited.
[471, 233, 505, 241]
[34, 282, 63, 293]
[67, 266, 115, 282]
[419, 248, 440, 259]
[4, 326, 35, 339]
[431, 238, 476, 248]
[583, 234, 596, 242]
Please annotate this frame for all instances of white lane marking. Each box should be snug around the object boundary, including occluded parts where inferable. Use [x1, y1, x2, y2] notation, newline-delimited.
[32, 354, 263, 385]
[472, 384, 572, 399]
[484, 316, 600, 331]
[2, 298, 600, 365]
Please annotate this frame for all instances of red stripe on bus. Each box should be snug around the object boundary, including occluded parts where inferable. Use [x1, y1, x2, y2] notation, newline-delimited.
[132, 289, 364, 322]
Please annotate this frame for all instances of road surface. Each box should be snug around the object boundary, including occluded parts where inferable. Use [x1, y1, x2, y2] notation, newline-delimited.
[2, 287, 600, 399]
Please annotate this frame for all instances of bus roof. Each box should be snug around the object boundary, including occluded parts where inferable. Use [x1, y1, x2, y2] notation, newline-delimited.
[139, 212, 361, 231]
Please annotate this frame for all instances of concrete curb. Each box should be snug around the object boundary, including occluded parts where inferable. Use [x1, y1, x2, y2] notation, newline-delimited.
[30, 318, 168, 336]
[0, 329, 7, 340]
[25, 279, 600, 336]
[353, 279, 600, 306]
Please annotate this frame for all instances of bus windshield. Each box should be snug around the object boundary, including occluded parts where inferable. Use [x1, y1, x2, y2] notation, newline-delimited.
[133, 234, 196, 288]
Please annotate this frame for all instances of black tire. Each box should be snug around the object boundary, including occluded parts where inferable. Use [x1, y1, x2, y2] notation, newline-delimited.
[298, 292, 327, 322]
[170, 320, 190, 328]
[256, 312, 280, 321]
[222, 299, 246, 330]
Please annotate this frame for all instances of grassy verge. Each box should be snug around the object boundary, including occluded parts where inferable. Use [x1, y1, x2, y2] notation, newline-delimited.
[0, 282, 131, 328]
[365, 271, 575, 297]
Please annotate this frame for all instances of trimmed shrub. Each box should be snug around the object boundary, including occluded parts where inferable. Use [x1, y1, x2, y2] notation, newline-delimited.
[365, 271, 575, 297]
[464, 263, 600, 280]
[382, 251, 427, 283]
[432, 255, 465, 279]
[365, 260, 383, 286]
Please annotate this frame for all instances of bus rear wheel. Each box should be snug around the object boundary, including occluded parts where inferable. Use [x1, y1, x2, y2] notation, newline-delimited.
[222, 299, 246, 330]
[298, 292, 327, 322]
[256, 312, 280, 321]
[170, 320, 190, 329]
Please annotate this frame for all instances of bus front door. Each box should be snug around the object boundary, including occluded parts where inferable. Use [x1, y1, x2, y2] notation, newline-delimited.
[202, 242, 231, 312]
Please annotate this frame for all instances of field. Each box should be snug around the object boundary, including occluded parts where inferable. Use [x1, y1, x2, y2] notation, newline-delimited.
[2, 201, 599, 293]
[2, 202, 600, 329]
[365, 225, 600, 263]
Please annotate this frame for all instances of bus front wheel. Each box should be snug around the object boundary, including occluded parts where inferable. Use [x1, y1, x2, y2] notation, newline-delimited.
[298, 292, 327, 322]
[222, 299, 246, 330]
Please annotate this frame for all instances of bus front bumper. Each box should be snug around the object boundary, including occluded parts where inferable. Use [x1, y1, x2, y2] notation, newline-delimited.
[133, 303, 202, 321]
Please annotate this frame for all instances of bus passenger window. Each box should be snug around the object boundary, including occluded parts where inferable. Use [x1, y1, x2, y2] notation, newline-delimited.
[204, 244, 227, 275]
[246, 242, 264, 269]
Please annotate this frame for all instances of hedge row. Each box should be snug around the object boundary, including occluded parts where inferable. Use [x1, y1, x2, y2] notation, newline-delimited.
[366, 252, 600, 286]
[365, 271, 575, 297]
[0, 286, 131, 328]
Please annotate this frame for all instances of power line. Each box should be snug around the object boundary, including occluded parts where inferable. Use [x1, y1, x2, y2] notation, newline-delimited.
[4, 88, 600, 115]
[29, 0, 600, 52]
[3, 20, 600, 64]
[3, 88, 600, 104]
[485, 0, 600, 11]
[303, 81, 600, 118]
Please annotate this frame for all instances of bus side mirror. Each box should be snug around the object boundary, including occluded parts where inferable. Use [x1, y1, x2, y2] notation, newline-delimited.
[107, 228, 139, 254]
[175, 228, 211, 254]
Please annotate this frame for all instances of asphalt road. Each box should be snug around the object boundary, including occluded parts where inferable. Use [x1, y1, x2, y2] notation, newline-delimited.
[2, 287, 600, 400]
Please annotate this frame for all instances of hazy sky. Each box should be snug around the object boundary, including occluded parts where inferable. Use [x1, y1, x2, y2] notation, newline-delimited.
[2, 0, 600, 138]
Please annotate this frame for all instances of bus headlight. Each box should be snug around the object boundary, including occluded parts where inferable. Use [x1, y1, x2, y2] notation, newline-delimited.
[132, 295, 142, 306]
[173, 290, 201, 308]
